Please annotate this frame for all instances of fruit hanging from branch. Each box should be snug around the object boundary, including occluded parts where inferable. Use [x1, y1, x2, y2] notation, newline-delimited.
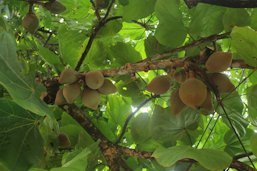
[205, 51, 232, 73]
[22, 12, 39, 34]
[43, 0, 66, 14]
[59, 68, 80, 84]
[146, 75, 171, 95]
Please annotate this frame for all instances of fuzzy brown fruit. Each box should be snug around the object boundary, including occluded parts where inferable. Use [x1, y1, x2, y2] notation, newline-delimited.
[95, 0, 110, 9]
[146, 75, 170, 95]
[58, 133, 71, 149]
[205, 51, 232, 73]
[200, 91, 214, 113]
[173, 70, 186, 83]
[22, 13, 39, 34]
[208, 73, 235, 93]
[43, 1, 66, 14]
[63, 83, 81, 104]
[170, 89, 186, 115]
[85, 71, 104, 90]
[54, 89, 67, 105]
[179, 78, 207, 108]
[59, 69, 79, 84]
[82, 88, 101, 110]
[98, 79, 117, 95]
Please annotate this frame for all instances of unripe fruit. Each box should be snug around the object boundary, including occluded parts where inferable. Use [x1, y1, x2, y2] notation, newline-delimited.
[173, 70, 186, 83]
[208, 73, 235, 93]
[179, 78, 207, 108]
[96, 0, 110, 9]
[98, 79, 117, 95]
[146, 75, 170, 95]
[59, 69, 79, 84]
[170, 89, 186, 115]
[200, 91, 214, 113]
[82, 88, 101, 110]
[43, 1, 66, 14]
[63, 83, 81, 104]
[22, 13, 39, 34]
[54, 89, 67, 105]
[58, 133, 71, 149]
[85, 71, 104, 90]
[205, 51, 232, 73]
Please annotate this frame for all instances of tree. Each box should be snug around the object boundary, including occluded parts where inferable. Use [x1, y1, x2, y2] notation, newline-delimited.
[0, 0, 257, 170]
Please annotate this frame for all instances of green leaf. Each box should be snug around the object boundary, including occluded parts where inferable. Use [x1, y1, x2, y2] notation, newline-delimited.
[247, 84, 257, 125]
[250, 133, 257, 157]
[223, 9, 250, 31]
[153, 146, 232, 170]
[118, 0, 156, 21]
[58, 25, 87, 67]
[250, 9, 257, 30]
[131, 112, 151, 144]
[97, 20, 122, 38]
[155, 0, 187, 48]
[189, 4, 225, 37]
[150, 106, 200, 146]
[108, 42, 142, 66]
[231, 26, 257, 66]
[0, 31, 53, 117]
[217, 92, 248, 136]
[144, 35, 170, 57]
[0, 99, 44, 171]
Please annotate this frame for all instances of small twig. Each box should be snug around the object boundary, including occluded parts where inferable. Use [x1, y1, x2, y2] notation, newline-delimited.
[44, 32, 53, 47]
[234, 152, 254, 160]
[114, 96, 155, 144]
[102, 0, 115, 21]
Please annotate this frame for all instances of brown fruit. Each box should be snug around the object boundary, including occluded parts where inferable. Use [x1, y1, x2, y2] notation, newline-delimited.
[173, 70, 186, 83]
[170, 89, 186, 115]
[58, 133, 71, 149]
[146, 75, 170, 95]
[179, 78, 207, 108]
[205, 51, 232, 73]
[96, 0, 109, 9]
[63, 83, 81, 104]
[200, 91, 214, 113]
[22, 13, 39, 33]
[82, 88, 101, 110]
[98, 79, 117, 95]
[59, 69, 79, 84]
[43, 1, 66, 14]
[54, 89, 67, 105]
[85, 71, 104, 89]
[208, 73, 235, 93]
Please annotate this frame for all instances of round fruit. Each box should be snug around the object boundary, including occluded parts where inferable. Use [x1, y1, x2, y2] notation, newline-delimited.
[205, 51, 232, 73]
[98, 79, 117, 95]
[82, 88, 101, 110]
[58, 133, 71, 149]
[95, 0, 110, 9]
[170, 89, 186, 115]
[208, 73, 235, 93]
[200, 91, 214, 113]
[43, 1, 66, 14]
[54, 89, 66, 105]
[179, 78, 207, 108]
[63, 83, 81, 104]
[85, 71, 104, 90]
[146, 75, 170, 95]
[59, 69, 79, 84]
[22, 12, 39, 34]
[173, 70, 186, 83]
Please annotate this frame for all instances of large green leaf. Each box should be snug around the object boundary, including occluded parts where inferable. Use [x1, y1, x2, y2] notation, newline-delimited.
[118, 0, 156, 21]
[153, 146, 232, 170]
[155, 0, 187, 48]
[246, 84, 257, 126]
[222, 9, 250, 31]
[231, 27, 257, 66]
[189, 4, 225, 37]
[0, 99, 44, 171]
[150, 106, 200, 146]
[0, 31, 53, 116]
[58, 25, 88, 67]
[250, 133, 257, 157]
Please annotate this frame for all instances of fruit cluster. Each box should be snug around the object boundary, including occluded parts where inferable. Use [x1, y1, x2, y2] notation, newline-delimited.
[146, 51, 235, 115]
[22, 0, 66, 33]
[55, 69, 117, 110]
